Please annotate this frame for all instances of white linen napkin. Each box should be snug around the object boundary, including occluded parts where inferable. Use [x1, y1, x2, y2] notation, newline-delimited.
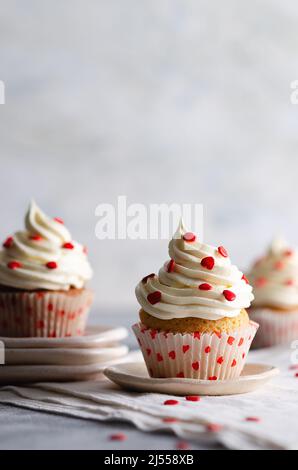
[0, 345, 297, 450]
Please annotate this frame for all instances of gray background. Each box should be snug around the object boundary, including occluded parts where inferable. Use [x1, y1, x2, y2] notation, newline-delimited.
[1, 0, 298, 316]
[0, 0, 298, 451]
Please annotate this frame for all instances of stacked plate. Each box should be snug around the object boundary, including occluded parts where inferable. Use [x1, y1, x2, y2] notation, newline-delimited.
[0, 325, 130, 384]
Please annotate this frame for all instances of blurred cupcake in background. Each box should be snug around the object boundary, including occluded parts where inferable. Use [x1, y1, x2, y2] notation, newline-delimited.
[248, 237, 298, 347]
[0, 201, 93, 337]
[133, 220, 257, 381]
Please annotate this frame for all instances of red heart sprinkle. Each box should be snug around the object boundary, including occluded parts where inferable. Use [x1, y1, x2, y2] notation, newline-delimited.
[245, 416, 260, 422]
[223, 290, 236, 301]
[53, 217, 64, 224]
[199, 283, 212, 291]
[201, 256, 215, 270]
[163, 417, 178, 423]
[194, 331, 201, 340]
[242, 352, 245, 359]
[109, 433, 127, 441]
[147, 291, 161, 304]
[49, 331, 56, 338]
[238, 337, 244, 346]
[208, 376, 217, 381]
[274, 261, 284, 270]
[7, 261, 22, 270]
[142, 273, 155, 284]
[175, 441, 190, 450]
[218, 246, 228, 258]
[185, 395, 200, 402]
[295, 372, 298, 378]
[36, 320, 45, 329]
[217, 356, 224, 364]
[183, 232, 196, 242]
[192, 361, 199, 371]
[3, 236, 13, 248]
[182, 345, 190, 353]
[227, 336, 235, 345]
[168, 350, 176, 360]
[63, 242, 74, 249]
[285, 279, 295, 286]
[176, 372, 184, 378]
[30, 234, 42, 241]
[255, 277, 267, 287]
[146, 348, 152, 356]
[47, 303, 53, 312]
[206, 423, 222, 432]
[46, 261, 57, 269]
[164, 399, 179, 406]
[157, 353, 163, 362]
[205, 346, 211, 354]
[166, 259, 175, 273]
[150, 329, 157, 339]
[231, 359, 237, 367]
[242, 274, 249, 284]
[284, 249, 293, 257]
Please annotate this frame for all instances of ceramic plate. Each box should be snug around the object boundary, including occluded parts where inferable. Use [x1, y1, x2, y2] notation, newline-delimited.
[0, 325, 128, 349]
[104, 361, 279, 396]
[4, 344, 129, 365]
[0, 351, 141, 384]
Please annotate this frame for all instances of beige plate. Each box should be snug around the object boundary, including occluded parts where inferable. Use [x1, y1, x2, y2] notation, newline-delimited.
[0, 325, 128, 349]
[4, 345, 129, 366]
[104, 361, 279, 396]
[0, 351, 141, 384]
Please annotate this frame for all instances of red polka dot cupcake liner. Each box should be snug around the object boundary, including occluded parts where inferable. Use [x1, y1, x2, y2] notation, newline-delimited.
[0, 289, 94, 338]
[250, 308, 298, 348]
[132, 321, 259, 380]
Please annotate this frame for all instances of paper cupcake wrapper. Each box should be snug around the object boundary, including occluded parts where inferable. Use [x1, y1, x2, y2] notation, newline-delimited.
[0, 289, 94, 338]
[250, 308, 298, 348]
[132, 321, 259, 380]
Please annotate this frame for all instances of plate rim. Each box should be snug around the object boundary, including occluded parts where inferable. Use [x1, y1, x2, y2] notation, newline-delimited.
[105, 361, 280, 387]
[0, 325, 128, 348]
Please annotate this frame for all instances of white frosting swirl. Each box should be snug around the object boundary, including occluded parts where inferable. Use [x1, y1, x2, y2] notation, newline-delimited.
[0, 201, 93, 290]
[135, 220, 254, 321]
[249, 237, 298, 309]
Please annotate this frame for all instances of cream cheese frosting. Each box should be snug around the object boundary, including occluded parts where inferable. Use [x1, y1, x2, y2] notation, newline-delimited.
[0, 201, 93, 291]
[135, 220, 254, 321]
[249, 237, 298, 309]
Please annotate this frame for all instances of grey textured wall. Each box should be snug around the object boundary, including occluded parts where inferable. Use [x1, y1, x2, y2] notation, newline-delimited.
[1, 0, 298, 317]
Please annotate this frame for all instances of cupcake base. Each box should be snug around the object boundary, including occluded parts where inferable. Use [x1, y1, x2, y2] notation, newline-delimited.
[132, 321, 259, 380]
[0, 288, 94, 338]
[250, 308, 298, 348]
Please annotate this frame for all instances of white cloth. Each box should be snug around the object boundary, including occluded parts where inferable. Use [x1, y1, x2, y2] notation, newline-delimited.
[0, 345, 297, 450]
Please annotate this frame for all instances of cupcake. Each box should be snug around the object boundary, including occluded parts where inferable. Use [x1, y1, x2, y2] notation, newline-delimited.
[0, 201, 93, 337]
[133, 220, 257, 380]
[248, 238, 298, 347]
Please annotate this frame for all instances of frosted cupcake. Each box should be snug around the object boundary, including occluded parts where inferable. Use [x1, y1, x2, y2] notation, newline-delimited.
[248, 238, 298, 347]
[133, 221, 257, 380]
[0, 201, 93, 337]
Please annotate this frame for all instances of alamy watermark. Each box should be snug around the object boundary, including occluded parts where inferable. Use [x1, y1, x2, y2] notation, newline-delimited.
[95, 196, 203, 240]
[0, 340, 4, 365]
[290, 80, 298, 104]
[0, 81, 5, 104]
